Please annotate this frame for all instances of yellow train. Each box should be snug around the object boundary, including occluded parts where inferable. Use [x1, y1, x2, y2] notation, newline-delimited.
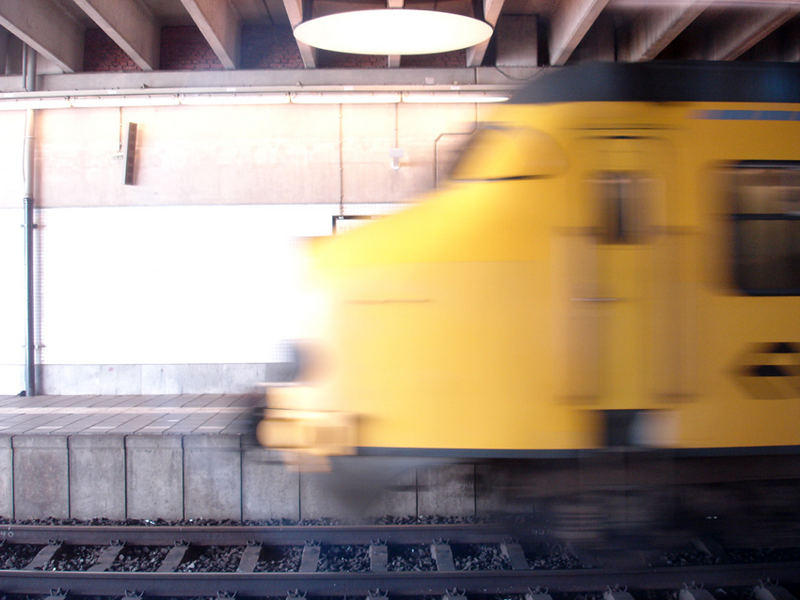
[258, 62, 800, 477]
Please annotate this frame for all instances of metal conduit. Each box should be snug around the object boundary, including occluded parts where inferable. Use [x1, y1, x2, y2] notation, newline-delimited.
[22, 45, 37, 396]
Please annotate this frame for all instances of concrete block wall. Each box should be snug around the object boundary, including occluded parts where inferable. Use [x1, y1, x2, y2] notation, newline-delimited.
[69, 435, 126, 520]
[183, 435, 241, 519]
[33, 364, 292, 396]
[0, 437, 12, 518]
[242, 445, 299, 520]
[126, 435, 183, 520]
[13, 436, 69, 519]
[0, 433, 497, 521]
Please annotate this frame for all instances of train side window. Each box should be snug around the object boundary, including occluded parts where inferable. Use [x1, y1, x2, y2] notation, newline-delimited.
[729, 163, 800, 295]
[593, 172, 647, 244]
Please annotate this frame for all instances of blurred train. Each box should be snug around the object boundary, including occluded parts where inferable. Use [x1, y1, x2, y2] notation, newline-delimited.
[257, 62, 800, 536]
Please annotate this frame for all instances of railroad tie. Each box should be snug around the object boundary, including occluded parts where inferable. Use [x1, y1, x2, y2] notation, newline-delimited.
[237, 543, 262, 573]
[367, 591, 388, 600]
[25, 542, 63, 570]
[443, 590, 467, 600]
[430, 542, 455, 571]
[680, 588, 716, 600]
[369, 543, 388, 572]
[157, 543, 189, 572]
[755, 585, 798, 600]
[500, 541, 529, 570]
[88, 543, 124, 572]
[44, 590, 67, 600]
[299, 542, 321, 573]
[604, 590, 636, 600]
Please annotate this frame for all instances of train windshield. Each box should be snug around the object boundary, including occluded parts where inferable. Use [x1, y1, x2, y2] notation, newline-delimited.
[450, 124, 567, 181]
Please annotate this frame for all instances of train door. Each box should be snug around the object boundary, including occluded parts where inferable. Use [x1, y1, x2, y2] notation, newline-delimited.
[558, 135, 691, 445]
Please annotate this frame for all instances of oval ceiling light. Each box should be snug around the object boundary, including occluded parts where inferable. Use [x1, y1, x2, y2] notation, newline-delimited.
[294, 9, 493, 55]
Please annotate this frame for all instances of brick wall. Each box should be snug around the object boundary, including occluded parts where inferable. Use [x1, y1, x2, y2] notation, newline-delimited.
[84, 28, 142, 72]
[83, 24, 469, 72]
[241, 25, 304, 68]
[402, 49, 467, 68]
[318, 50, 387, 69]
[160, 26, 223, 70]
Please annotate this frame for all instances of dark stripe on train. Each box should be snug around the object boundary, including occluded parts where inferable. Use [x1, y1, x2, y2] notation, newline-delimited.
[508, 62, 800, 105]
[355, 445, 800, 459]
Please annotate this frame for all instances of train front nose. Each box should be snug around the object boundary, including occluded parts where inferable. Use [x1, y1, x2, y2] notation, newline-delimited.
[256, 339, 357, 469]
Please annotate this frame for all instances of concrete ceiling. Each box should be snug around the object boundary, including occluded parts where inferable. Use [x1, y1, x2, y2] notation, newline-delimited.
[0, 0, 798, 83]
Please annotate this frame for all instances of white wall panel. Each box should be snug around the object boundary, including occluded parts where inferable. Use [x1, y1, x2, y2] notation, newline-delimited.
[0, 208, 26, 392]
[0, 112, 25, 209]
[36, 203, 404, 366]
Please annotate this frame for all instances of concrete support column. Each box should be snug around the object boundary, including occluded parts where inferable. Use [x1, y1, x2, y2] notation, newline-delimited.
[495, 15, 538, 67]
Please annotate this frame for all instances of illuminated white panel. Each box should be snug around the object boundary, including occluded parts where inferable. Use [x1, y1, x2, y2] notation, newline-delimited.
[294, 9, 493, 55]
[37, 203, 406, 365]
[0, 209, 26, 367]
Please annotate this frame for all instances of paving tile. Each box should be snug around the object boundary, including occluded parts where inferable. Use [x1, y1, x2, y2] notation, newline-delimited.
[136, 394, 181, 407]
[163, 415, 214, 435]
[0, 396, 25, 407]
[58, 412, 125, 434]
[109, 413, 163, 434]
[90, 395, 139, 407]
[181, 394, 221, 407]
[83, 411, 141, 433]
[0, 413, 54, 433]
[220, 414, 259, 435]
[21, 413, 87, 434]
[136, 412, 183, 433]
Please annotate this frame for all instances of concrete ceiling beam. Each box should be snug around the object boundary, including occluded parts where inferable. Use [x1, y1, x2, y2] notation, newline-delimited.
[620, 0, 709, 62]
[180, 0, 240, 69]
[72, 0, 160, 71]
[466, 0, 505, 68]
[548, 0, 608, 66]
[0, 0, 83, 73]
[387, 0, 403, 67]
[690, 6, 798, 60]
[282, 0, 317, 68]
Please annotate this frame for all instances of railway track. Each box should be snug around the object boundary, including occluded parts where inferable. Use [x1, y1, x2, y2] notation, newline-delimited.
[0, 523, 798, 597]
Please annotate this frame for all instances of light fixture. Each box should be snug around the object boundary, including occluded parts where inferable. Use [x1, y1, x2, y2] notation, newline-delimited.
[180, 93, 290, 105]
[71, 95, 180, 108]
[389, 148, 404, 170]
[402, 92, 509, 103]
[293, 9, 493, 55]
[0, 97, 71, 110]
[291, 92, 402, 104]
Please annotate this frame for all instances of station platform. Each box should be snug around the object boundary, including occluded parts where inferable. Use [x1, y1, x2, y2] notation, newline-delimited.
[0, 395, 481, 523]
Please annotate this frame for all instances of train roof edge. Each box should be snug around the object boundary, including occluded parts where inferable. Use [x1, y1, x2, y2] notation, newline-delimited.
[508, 61, 800, 104]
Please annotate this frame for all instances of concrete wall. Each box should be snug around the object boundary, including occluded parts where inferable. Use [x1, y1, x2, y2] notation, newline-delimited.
[0, 100, 493, 395]
[0, 433, 491, 522]
[25, 102, 476, 208]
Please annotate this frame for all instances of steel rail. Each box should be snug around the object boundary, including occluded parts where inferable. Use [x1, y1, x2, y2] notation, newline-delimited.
[0, 523, 511, 546]
[0, 562, 799, 596]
